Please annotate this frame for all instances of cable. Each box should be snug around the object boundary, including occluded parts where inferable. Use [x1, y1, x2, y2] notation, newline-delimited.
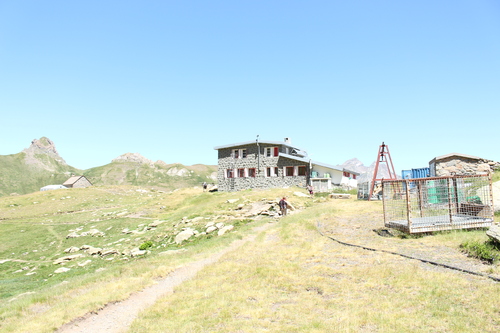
[316, 221, 500, 283]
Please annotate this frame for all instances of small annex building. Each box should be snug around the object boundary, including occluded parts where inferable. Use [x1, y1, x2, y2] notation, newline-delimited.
[40, 184, 67, 191]
[63, 175, 93, 189]
[214, 138, 359, 192]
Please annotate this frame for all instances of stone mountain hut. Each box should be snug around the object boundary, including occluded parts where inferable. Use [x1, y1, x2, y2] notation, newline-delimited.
[63, 175, 93, 188]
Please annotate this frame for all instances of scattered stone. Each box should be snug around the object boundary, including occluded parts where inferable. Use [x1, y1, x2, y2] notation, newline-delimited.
[487, 224, 500, 244]
[78, 260, 92, 267]
[206, 226, 217, 233]
[86, 247, 102, 255]
[66, 232, 80, 239]
[100, 249, 119, 256]
[175, 228, 197, 244]
[81, 229, 105, 237]
[130, 248, 147, 257]
[218, 225, 234, 236]
[64, 246, 80, 253]
[53, 254, 84, 265]
[54, 267, 71, 274]
[215, 222, 225, 229]
[227, 199, 239, 204]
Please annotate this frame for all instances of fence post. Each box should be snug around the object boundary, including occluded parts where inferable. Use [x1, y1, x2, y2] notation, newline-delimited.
[405, 179, 412, 233]
[447, 177, 453, 225]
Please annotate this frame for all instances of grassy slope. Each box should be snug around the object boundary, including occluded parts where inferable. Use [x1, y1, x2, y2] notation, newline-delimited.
[2, 182, 500, 332]
[83, 162, 217, 191]
[0, 151, 217, 197]
[129, 199, 500, 333]
[0, 153, 81, 197]
[0, 185, 309, 332]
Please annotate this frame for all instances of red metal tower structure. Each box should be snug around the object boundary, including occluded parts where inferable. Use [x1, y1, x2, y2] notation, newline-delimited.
[369, 142, 397, 200]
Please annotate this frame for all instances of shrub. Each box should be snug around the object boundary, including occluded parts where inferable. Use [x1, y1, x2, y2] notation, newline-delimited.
[460, 239, 500, 264]
[139, 241, 154, 250]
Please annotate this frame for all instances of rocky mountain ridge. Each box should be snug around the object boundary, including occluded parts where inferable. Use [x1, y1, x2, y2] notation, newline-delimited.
[0, 137, 217, 196]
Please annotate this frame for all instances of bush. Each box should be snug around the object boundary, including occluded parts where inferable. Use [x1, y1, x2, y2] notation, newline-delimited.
[139, 241, 154, 250]
[460, 239, 500, 264]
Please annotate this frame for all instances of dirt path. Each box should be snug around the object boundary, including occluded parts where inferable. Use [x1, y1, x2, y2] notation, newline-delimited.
[57, 222, 274, 333]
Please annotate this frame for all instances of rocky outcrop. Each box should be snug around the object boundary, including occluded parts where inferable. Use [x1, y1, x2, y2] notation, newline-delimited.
[22, 137, 68, 170]
[112, 153, 154, 166]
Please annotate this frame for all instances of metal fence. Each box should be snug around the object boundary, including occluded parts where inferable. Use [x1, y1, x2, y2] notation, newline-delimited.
[382, 175, 494, 234]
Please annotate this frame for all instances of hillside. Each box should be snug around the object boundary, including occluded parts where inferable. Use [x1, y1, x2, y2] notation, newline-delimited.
[1, 186, 500, 332]
[83, 152, 217, 190]
[0, 138, 81, 196]
[0, 138, 217, 197]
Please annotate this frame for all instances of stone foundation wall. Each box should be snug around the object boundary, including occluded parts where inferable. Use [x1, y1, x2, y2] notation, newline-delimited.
[432, 156, 500, 177]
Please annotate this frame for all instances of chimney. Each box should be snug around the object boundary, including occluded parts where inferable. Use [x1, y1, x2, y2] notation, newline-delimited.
[284, 138, 291, 144]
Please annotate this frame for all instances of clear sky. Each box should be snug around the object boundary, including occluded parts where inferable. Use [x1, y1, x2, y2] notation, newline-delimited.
[1, 1, 499, 173]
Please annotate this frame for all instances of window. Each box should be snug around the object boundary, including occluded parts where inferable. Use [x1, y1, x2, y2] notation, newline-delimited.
[298, 166, 306, 176]
[265, 147, 279, 157]
[266, 167, 278, 177]
[226, 169, 234, 178]
[232, 149, 247, 159]
[238, 168, 245, 178]
[343, 171, 350, 177]
[353, 174, 357, 180]
[248, 168, 256, 177]
[285, 166, 294, 176]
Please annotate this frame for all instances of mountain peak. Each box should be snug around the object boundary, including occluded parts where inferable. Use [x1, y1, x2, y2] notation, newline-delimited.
[23, 137, 67, 167]
[112, 153, 154, 165]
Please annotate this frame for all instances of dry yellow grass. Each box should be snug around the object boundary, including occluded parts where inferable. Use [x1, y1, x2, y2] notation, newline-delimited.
[130, 198, 500, 332]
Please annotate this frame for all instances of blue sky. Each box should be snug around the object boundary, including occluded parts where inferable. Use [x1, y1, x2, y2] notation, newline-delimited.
[1, 1, 499, 172]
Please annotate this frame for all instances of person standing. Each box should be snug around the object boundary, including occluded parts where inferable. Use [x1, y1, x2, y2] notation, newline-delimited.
[279, 197, 288, 216]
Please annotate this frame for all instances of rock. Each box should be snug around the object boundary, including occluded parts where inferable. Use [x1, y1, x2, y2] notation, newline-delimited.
[81, 229, 105, 237]
[66, 232, 80, 239]
[487, 225, 500, 243]
[175, 228, 196, 244]
[100, 249, 119, 256]
[148, 220, 165, 228]
[206, 226, 217, 233]
[64, 246, 80, 253]
[78, 260, 92, 267]
[227, 199, 239, 204]
[54, 267, 71, 274]
[215, 222, 225, 229]
[86, 247, 102, 255]
[130, 248, 147, 257]
[205, 222, 215, 228]
[191, 217, 204, 223]
[218, 225, 234, 236]
[53, 254, 84, 265]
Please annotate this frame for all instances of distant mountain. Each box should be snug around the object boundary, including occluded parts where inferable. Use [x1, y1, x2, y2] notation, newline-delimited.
[84, 153, 217, 188]
[337, 157, 397, 183]
[0, 137, 81, 196]
[337, 158, 369, 174]
[0, 138, 217, 197]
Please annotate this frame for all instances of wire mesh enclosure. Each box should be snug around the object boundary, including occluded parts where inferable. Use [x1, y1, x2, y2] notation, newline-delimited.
[382, 175, 494, 234]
